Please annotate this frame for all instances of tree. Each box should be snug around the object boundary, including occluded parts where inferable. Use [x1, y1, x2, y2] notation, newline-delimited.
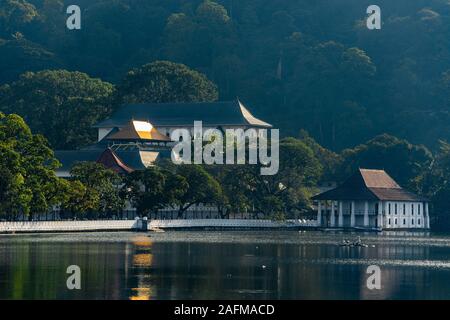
[298, 130, 342, 182]
[206, 164, 252, 218]
[116, 60, 218, 104]
[339, 134, 433, 188]
[226, 138, 322, 220]
[0, 0, 39, 38]
[0, 70, 114, 149]
[0, 37, 60, 84]
[419, 141, 450, 230]
[59, 179, 98, 218]
[123, 166, 188, 217]
[0, 112, 64, 219]
[174, 164, 222, 218]
[69, 162, 124, 218]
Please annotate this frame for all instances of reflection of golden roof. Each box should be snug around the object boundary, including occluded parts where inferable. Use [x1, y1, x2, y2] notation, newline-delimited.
[133, 253, 153, 267]
[130, 287, 152, 300]
[107, 120, 170, 141]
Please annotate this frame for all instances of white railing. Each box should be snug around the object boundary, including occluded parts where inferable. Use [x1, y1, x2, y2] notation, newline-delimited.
[147, 219, 318, 229]
[0, 218, 317, 233]
[0, 220, 139, 233]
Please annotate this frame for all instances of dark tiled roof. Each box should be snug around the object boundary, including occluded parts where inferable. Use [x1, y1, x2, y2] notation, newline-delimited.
[93, 100, 272, 128]
[55, 150, 102, 172]
[312, 169, 426, 202]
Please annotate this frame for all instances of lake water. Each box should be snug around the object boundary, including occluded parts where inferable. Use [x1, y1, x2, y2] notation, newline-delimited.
[0, 230, 449, 300]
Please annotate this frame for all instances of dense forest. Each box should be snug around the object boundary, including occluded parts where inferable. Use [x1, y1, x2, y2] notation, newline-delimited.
[2, 0, 450, 150]
[1, 0, 450, 229]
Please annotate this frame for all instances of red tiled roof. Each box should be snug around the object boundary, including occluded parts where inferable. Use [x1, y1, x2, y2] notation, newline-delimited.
[312, 169, 426, 202]
[97, 148, 134, 174]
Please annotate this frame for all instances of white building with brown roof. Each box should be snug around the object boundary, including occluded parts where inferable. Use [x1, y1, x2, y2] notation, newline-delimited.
[312, 169, 430, 230]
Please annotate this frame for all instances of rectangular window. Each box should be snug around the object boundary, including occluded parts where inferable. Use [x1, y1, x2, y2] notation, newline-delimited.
[419, 205, 421, 215]
[403, 219, 406, 225]
[412, 219, 414, 225]
[412, 204, 414, 215]
[388, 203, 391, 214]
[388, 218, 391, 225]
[418, 219, 421, 225]
[403, 203, 406, 215]
[395, 218, 398, 225]
[395, 204, 397, 215]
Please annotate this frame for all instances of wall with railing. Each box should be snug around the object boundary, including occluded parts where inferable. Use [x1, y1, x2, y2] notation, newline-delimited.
[0, 218, 317, 233]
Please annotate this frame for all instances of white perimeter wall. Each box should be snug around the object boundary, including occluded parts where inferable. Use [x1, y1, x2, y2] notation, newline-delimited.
[0, 219, 317, 233]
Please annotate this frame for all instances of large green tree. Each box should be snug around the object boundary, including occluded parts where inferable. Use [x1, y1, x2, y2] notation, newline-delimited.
[173, 164, 222, 218]
[68, 162, 124, 218]
[123, 166, 188, 217]
[0, 112, 64, 219]
[226, 137, 322, 220]
[0, 70, 114, 149]
[339, 134, 433, 188]
[116, 60, 218, 104]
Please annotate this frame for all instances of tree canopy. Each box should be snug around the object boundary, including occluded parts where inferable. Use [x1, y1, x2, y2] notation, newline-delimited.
[3, 0, 450, 149]
[0, 70, 114, 149]
[117, 60, 218, 104]
[0, 112, 64, 219]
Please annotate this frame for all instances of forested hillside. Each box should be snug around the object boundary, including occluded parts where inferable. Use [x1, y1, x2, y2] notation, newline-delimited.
[2, 0, 450, 150]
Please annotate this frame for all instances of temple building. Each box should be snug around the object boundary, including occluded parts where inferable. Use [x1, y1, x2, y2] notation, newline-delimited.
[93, 99, 272, 141]
[312, 169, 430, 230]
[55, 120, 172, 177]
[55, 99, 271, 177]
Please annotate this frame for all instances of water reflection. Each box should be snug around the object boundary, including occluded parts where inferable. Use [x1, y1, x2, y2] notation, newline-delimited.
[0, 231, 450, 299]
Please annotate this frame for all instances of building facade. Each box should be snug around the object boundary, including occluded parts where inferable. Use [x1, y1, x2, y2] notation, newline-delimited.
[312, 169, 430, 230]
[93, 99, 272, 142]
[55, 99, 271, 177]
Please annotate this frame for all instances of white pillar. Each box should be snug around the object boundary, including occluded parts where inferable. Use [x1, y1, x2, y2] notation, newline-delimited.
[330, 201, 335, 227]
[378, 201, 383, 228]
[317, 201, 322, 227]
[338, 201, 343, 227]
[350, 201, 355, 227]
[364, 201, 369, 227]
[420, 202, 424, 229]
[425, 202, 430, 229]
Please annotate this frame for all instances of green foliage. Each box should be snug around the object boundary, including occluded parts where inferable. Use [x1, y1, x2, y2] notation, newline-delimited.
[67, 162, 124, 217]
[0, 37, 60, 84]
[117, 60, 218, 104]
[123, 166, 188, 216]
[0, 0, 39, 38]
[173, 164, 222, 217]
[2, 1, 450, 149]
[418, 141, 450, 230]
[339, 134, 433, 188]
[215, 138, 321, 219]
[0, 112, 63, 218]
[0, 70, 114, 149]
